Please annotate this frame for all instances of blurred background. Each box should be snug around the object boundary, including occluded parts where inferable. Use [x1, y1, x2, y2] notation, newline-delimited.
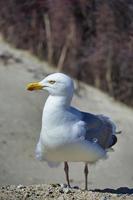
[0, 0, 133, 189]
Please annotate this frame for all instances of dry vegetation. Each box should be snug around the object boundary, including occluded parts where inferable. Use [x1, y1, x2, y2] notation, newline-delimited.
[0, 0, 133, 106]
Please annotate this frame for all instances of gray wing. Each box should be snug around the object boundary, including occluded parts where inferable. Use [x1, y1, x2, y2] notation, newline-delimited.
[81, 112, 117, 149]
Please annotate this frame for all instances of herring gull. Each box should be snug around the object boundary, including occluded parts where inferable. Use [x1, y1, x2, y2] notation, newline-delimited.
[27, 73, 119, 190]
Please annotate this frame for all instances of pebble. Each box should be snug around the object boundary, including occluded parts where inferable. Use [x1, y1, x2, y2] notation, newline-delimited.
[99, 196, 110, 200]
[17, 185, 24, 189]
[59, 187, 72, 194]
[60, 183, 67, 189]
[48, 188, 53, 194]
[73, 186, 79, 189]
[63, 187, 72, 194]
[51, 183, 59, 188]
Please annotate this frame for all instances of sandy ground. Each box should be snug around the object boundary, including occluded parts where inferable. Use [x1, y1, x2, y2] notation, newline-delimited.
[0, 37, 133, 197]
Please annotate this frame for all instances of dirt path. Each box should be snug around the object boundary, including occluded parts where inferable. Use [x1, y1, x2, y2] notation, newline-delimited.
[0, 37, 133, 193]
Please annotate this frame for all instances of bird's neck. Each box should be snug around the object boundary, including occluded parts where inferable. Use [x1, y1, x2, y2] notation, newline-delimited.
[44, 95, 72, 112]
[42, 95, 72, 127]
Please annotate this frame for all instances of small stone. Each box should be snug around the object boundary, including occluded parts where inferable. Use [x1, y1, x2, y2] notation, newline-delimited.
[48, 189, 53, 194]
[17, 184, 24, 189]
[59, 186, 71, 194]
[60, 183, 67, 189]
[51, 183, 58, 188]
[63, 187, 72, 194]
[99, 196, 109, 200]
[59, 188, 64, 193]
[1, 186, 5, 189]
[73, 186, 79, 189]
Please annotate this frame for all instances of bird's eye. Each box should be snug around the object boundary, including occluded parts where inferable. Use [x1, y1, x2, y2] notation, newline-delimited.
[48, 80, 56, 84]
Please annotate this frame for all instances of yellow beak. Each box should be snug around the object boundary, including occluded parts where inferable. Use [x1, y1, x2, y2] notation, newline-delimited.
[27, 82, 44, 91]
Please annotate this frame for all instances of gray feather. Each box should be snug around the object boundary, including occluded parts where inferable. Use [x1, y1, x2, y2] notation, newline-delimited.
[81, 112, 117, 149]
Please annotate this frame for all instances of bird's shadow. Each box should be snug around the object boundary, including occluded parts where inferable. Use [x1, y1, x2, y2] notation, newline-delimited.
[92, 187, 133, 195]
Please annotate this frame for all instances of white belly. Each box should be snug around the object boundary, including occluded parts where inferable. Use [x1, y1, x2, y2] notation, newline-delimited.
[36, 140, 106, 163]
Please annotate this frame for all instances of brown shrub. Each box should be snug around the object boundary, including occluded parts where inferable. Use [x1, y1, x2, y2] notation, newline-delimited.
[0, 0, 133, 106]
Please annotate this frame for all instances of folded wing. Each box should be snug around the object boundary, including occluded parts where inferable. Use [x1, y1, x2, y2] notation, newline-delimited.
[81, 112, 117, 149]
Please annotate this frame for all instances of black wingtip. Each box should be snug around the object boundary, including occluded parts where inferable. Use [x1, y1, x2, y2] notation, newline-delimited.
[109, 135, 117, 148]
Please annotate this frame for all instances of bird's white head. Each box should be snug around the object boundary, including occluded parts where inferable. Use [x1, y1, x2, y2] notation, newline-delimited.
[27, 73, 74, 97]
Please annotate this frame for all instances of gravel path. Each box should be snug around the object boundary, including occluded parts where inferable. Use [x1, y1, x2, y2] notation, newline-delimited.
[0, 184, 133, 200]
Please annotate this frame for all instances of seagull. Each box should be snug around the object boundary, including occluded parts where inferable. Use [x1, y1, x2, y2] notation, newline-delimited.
[27, 73, 119, 190]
